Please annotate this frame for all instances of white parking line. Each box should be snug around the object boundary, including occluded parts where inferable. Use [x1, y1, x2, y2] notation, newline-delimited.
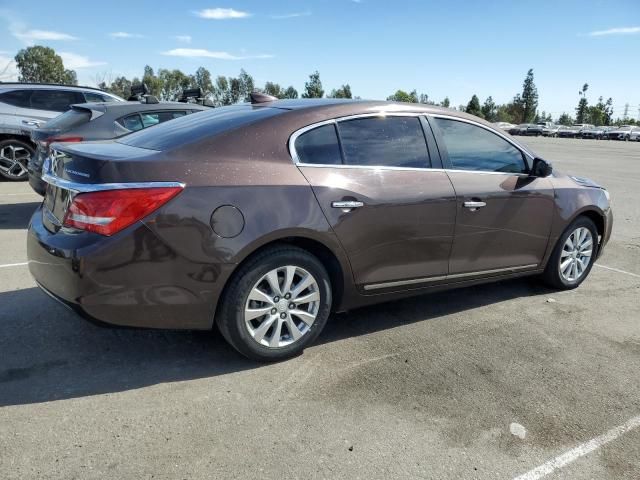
[513, 414, 640, 480]
[0, 262, 28, 269]
[0, 192, 40, 196]
[595, 264, 640, 278]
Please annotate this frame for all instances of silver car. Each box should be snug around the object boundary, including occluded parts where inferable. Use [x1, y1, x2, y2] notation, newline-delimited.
[0, 83, 122, 180]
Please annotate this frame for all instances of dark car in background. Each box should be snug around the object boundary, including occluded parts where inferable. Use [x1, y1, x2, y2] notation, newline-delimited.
[0, 83, 123, 181]
[581, 126, 609, 139]
[27, 97, 612, 361]
[558, 125, 581, 138]
[509, 123, 543, 136]
[27, 100, 209, 195]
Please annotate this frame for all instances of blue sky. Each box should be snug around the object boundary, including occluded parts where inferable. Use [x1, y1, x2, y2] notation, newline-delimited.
[1, 0, 639, 119]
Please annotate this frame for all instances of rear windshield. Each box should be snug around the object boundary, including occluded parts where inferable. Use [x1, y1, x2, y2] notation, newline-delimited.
[44, 107, 91, 130]
[118, 105, 283, 151]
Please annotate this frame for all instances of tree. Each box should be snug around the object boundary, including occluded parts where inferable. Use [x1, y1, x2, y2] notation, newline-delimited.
[557, 113, 574, 126]
[302, 71, 324, 98]
[465, 94, 483, 118]
[264, 81, 284, 98]
[520, 68, 538, 122]
[328, 84, 352, 99]
[14, 45, 77, 84]
[481, 96, 497, 122]
[387, 89, 418, 103]
[101, 75, 133, 99]
[238, 69, 254, 102]
[282, 86, 298, 99]
[419, 93, 434, 105]
[440, 97, 450, 108]
[142, 65, 163, 97]
[575, 83, 589, 123]
[158, 68, 191, 101]
[193, 67, 213, 98]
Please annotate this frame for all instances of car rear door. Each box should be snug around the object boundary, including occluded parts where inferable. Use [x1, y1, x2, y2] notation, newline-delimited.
[429, 115, 555, 276]
[16, 89, 85, 127]
[293, 114, 457, 291]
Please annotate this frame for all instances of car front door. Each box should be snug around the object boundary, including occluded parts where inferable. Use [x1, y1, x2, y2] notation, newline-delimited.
[429, 116, 555, 276]
[292, 114, 457, 290]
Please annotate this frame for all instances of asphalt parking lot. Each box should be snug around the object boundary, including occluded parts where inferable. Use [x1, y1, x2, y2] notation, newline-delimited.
[0, 137, 639, 479]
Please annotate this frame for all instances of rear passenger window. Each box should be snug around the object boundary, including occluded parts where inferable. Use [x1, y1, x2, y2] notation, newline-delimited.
[338, 116, 430, 168]
[118, 114, 144, 131]
[84, 92, 115, 103]
[294, 124, 342, 165]
[434, 118, 528, 174]
[140, 111, 188, 128]
[0, 89, 32, 108]
[30, 90, 84, 112]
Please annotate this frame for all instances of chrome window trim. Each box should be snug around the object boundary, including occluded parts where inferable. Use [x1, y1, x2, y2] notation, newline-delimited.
[288, 111, 535, 175]
[294, 162, 531, 177]
[363, 264, 539, 291]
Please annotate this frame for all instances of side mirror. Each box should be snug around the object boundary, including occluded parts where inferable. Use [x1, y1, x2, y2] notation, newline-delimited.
[531, 157, 553, 177]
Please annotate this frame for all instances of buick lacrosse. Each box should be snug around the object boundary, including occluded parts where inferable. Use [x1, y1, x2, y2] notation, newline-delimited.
[28, 96, 613, 360]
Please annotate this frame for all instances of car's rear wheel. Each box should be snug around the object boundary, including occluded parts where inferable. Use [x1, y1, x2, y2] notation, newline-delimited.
[0, 139, 33, 181]
[216, 245, 332, 361]
[542, 216, 598, 290]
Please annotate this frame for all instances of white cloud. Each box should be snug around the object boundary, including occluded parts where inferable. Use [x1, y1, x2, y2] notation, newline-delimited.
[270, 11, 311, 19]
[194, 8, 250, 19]
[59, 52, 107, 69]
[109, 31, 144, 38]
[161, 48, 272, 60]
[173, 35, 192, 43]
[0, 54, 18, 81]
[14, 29, 77, 42]
[588, 26, 640, 37]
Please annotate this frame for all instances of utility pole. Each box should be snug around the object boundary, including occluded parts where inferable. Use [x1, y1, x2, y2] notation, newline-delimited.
[623, 103, 629, 121]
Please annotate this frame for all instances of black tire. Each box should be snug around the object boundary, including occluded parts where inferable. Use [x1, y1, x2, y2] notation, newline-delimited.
[541, 216, 598, 290]
[0, 138, 34, 181]
[216, 245, 332, 361]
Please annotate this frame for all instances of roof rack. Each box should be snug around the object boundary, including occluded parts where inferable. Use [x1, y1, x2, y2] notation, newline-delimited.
[0, 82, 110, 92]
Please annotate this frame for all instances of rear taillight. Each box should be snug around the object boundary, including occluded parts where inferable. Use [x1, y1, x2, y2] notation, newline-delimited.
[49, 136, 84, 144]
[63, 187, 183, 236]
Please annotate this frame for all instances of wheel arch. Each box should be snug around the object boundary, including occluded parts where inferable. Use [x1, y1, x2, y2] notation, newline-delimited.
[212, 232, 354, 329]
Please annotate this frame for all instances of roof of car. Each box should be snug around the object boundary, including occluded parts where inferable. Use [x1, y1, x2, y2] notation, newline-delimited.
[0, 82, 114, 92]
[247, 98, 498, 126]
[72, 101, 210, 115]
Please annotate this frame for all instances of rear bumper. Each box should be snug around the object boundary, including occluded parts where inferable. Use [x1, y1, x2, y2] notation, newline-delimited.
[27, 206, 235, 330]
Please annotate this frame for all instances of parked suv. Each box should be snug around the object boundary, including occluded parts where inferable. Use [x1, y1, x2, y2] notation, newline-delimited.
[28, 98, 209, 195]
[0, 83, 122, 180]
[27, 96, 612, 361]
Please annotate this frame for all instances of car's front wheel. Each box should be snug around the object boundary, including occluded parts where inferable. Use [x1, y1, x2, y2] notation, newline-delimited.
[216, 245, 332, 361]
[0, 139, 33, 181]
[542, 216, 598, 290]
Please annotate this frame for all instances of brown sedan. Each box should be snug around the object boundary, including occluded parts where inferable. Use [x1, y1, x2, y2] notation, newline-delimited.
[27, 96, 613, 361]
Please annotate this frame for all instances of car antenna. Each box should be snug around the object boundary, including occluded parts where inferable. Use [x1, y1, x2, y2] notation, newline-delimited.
[250, 91, 278, 104]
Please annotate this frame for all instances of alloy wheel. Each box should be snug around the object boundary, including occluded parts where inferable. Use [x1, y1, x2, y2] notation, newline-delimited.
[244, 265, 320, 348]
[0, 144, 31, 179]
[559, 227, 593, 282]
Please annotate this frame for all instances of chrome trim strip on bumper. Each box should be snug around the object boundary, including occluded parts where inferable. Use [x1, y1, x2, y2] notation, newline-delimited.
[363, 264, 539, 291]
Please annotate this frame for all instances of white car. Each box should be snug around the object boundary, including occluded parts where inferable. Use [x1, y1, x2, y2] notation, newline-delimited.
[493, 122, 515, 132]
